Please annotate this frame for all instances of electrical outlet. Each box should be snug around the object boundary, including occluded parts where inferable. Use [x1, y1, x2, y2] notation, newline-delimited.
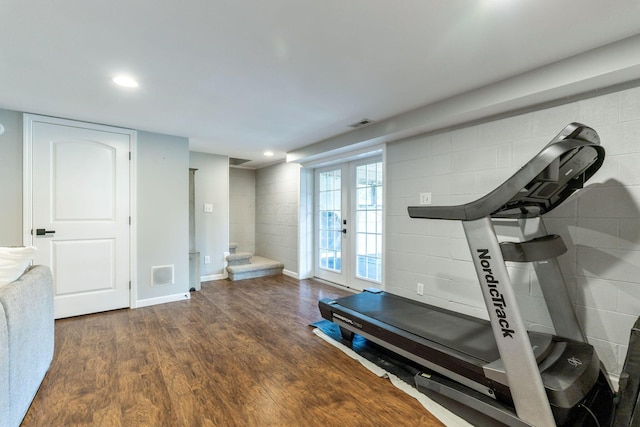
[419, 192, 432, 205]
[203, 203, 213, 213]
[204, 255, 210, 264]
[417, 282, 424, 295]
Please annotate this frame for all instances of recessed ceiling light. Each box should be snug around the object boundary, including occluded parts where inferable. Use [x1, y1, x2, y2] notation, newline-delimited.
[112, 75, 139, 88]
[264, 151, 274, 157]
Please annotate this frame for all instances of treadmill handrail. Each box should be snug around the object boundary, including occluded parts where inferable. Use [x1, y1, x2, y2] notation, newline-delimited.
[408, 123, 604, 221]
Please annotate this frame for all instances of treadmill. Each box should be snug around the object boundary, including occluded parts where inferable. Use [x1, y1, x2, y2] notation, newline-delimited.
[319, 123, 615, 426]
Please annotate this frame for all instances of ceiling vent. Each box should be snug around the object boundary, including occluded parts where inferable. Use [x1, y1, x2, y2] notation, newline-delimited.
[229, 157, 251, 166]
[348, 118, 375, 128]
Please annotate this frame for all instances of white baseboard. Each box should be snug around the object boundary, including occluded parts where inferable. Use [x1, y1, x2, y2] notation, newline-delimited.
[133, 292, 190, 308]
[198, 252, 230, 283]
[201, 273, 226, 282]
[283, 269, 299, 279]
[204, 270, 296, 281]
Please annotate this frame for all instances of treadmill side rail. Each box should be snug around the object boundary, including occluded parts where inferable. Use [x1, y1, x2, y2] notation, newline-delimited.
[415, 372, 534, 427]
[463, 217, 557, 427]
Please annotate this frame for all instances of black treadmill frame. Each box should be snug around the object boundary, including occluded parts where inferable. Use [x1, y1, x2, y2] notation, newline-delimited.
[318, 123, 613, 427]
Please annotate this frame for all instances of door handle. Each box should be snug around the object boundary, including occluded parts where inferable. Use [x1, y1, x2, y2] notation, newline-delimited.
[34, 228, 56, 236]
[341, 228, 347, 234]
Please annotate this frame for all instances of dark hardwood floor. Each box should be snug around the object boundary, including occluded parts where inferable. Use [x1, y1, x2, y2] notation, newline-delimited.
[22, 275, 444, 426]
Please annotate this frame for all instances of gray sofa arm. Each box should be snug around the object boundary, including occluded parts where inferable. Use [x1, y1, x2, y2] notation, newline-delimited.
[0, 303, 8, 426]
[0, 265, 54, 427]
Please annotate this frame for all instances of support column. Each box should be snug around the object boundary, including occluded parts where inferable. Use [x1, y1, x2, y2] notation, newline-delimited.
[518, 217, 586, 342]
[463, 217, 556, 427]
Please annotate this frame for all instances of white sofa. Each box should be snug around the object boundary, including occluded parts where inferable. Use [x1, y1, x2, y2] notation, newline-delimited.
[0, 265, 54, 427]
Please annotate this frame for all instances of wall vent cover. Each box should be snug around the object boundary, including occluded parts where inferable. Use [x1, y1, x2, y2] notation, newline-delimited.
[348, 118, 375, 128]
[151, 265, 174, 286]
[230, 157, 251, 166]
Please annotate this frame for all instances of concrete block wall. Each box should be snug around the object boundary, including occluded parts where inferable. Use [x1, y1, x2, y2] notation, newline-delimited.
[385, 85, 640, 380]
[255, 161, 300, 275]
[229, 168, 256, 254]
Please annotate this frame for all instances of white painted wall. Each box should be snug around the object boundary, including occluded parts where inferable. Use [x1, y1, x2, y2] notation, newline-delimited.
[0, 107, 192, 307]
[0, 109, 23, 246]
[386, 85, 640, 380]
[255, 161, 300, 275]
[136, 131, 190, 301]
[229, 168, 256, 254]
[189, 152, 229, 278]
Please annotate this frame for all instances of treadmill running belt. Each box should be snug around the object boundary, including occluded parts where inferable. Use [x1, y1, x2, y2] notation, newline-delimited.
[337, 292, 500, 363]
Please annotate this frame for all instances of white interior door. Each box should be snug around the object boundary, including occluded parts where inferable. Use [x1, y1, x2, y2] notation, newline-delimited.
[314, 157, 383, 290]
[25, 115, 132, 319]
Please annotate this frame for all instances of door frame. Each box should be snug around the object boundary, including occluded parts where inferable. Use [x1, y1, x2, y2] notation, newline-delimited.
[348, 156, 384, 291]
[311, 152, 385, 291]
[313, 163, 349, 286]
[22, 114, 138, 308]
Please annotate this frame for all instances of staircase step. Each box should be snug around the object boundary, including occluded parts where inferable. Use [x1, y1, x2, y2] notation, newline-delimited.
[227, 256, 284, 281]
[229, 243, 238, 254]
[226, 252, 252, 266]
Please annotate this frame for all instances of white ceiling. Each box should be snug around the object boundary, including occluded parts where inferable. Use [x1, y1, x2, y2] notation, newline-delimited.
[2, 0, 640, 168]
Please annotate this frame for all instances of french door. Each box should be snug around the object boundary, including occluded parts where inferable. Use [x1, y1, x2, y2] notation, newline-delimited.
[314, 157, 383, 290]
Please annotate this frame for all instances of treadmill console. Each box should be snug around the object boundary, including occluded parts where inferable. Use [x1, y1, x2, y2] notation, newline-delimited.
[408, 122, 605, 221]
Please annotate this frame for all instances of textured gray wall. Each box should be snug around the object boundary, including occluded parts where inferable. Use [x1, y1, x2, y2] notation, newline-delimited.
[385, 85, 640, 381]
[255, 161, 300, 274]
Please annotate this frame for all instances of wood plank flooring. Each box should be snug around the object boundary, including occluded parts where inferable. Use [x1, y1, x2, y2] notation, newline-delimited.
[22, 275, 445, 426]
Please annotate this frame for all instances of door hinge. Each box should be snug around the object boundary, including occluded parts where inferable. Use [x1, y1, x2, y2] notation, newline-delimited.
[129, 216, 131, 225]
[129, 281, 131, 290]
[129, 151, 132, 160]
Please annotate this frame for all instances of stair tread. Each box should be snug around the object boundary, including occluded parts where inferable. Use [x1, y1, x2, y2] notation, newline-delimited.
[226, 252, 252, 261]
[227, 256, 284, 273]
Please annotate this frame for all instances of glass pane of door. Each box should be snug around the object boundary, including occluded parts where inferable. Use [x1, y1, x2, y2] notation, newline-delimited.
[354, 161, 383, 282]
[317, 168, 342, 274]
